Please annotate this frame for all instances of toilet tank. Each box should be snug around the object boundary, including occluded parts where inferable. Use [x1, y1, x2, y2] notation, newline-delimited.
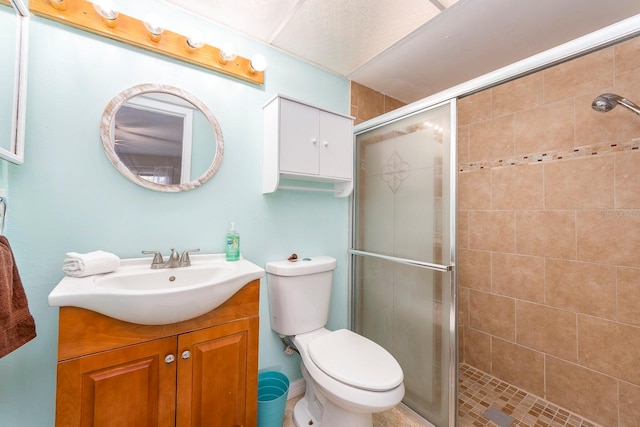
[266, 256, 337, 336]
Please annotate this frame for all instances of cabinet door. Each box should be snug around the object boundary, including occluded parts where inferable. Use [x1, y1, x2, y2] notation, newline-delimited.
[55, 337, 177, 427]
[279, 99, 320, 175]
[176, 318, 259, 427]
[319, 111, 353, 179]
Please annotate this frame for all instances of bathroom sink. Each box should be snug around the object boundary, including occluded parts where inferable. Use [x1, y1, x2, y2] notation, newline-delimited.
[48, 254, 265, 325]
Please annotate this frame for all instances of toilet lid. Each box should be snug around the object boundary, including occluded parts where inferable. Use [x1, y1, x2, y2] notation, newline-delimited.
[308, 329, 403, 391]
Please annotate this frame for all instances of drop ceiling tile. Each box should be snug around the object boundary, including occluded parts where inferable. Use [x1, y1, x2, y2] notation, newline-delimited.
[271, 0, 440, 75]
[164, 0, 301, 41]
[438, 0, 461, 7]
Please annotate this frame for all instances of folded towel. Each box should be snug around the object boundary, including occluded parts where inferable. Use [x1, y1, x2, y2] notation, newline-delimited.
[0, 236, 36, 358]
[63, 250, 121, 278]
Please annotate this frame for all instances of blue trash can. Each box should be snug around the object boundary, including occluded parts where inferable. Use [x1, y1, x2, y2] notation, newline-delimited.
[258, 371, 290, 427]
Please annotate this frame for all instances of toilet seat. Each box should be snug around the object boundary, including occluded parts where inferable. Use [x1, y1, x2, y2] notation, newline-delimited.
[308, 329, 403, 392]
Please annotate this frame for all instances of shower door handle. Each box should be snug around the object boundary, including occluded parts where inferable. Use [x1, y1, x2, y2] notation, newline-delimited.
[349, 249, 454, 272]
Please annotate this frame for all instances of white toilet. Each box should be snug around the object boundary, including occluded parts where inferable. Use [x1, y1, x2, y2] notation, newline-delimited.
[266, 256, 405, 427]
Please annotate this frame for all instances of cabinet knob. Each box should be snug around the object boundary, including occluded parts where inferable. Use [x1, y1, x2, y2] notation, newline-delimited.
[311, 138, 317, 144]
[164, 354, 176, 364]
[181, 350, 192, 360]
[323, 140, 329, 147]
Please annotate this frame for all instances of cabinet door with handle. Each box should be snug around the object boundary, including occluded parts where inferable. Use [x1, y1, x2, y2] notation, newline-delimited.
[55, 337, 177, 427]
[318, 110, 353, 179]
[176, 318, 259, 427]
[279, 99, 320, 176]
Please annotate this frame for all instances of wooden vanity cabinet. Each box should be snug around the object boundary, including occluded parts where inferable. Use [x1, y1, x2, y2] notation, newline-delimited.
[54, 280, 260, 427]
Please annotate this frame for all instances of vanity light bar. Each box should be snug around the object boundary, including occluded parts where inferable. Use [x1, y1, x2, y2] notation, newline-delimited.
[28, 0, 265, 85]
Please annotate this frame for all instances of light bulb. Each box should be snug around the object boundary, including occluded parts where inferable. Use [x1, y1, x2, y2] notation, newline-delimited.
[144, 13, 164, 41]
[93, 0, 118, 27]
[219, 43, 237, 64]
[49, 0, 67, 11]
[250, 54, 268, 73]
[186, 29, 205, 51]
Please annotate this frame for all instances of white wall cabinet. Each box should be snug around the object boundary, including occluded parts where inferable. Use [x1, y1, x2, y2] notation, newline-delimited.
[263, 95, 354, 197]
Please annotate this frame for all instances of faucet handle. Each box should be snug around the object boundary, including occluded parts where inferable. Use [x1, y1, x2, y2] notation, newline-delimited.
[179, 248, 200, 266]
[142, 250, 164, 267]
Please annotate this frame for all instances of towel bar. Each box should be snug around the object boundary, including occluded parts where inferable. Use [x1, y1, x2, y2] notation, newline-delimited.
[0, 197, 7, 235]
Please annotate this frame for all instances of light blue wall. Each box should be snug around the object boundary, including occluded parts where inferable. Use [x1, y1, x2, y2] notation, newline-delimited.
[0, 3, 350, 425]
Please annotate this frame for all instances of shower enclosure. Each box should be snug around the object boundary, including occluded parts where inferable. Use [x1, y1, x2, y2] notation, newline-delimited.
[350, 100, 457, 427]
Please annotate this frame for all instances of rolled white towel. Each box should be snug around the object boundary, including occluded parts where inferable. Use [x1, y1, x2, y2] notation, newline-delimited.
[63, 250, 121, 278]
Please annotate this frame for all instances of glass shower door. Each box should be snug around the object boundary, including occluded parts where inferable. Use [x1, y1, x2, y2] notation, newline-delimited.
[351, 100, 456, 427]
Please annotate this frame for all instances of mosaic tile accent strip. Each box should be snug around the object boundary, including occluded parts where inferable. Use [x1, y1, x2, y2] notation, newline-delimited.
[459, 364, 602, 427]
[458, 139, 640, 173]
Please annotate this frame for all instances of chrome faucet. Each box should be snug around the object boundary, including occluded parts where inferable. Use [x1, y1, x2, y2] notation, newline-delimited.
[142, 248, 200, 269]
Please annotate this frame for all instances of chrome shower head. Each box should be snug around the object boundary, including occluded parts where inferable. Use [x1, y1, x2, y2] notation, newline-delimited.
[592, 93, 640, 116]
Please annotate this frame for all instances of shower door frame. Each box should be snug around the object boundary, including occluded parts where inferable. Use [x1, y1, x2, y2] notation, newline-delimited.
[349, 98, 458, 427]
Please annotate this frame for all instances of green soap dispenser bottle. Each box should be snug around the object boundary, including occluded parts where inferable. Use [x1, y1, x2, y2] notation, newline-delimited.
[225, 222, 240, 261]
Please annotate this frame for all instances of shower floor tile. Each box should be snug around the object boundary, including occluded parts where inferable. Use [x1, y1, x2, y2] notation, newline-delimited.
[458, 364, 601, 427]
[284, 363, 602, 427]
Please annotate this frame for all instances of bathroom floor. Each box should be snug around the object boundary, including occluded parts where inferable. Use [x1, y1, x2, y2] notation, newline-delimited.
[283, 364, 602, 427]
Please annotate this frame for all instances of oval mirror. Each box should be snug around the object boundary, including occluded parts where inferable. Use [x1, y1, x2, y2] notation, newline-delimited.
[100, 84, 224, 192]
[0, 0, 29, 165]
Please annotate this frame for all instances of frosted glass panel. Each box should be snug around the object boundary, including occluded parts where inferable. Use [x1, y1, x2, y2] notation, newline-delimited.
[352, 101, 455, 427]
[354, 105, 450, 265]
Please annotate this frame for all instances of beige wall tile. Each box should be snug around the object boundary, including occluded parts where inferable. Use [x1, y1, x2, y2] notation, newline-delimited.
[492, 164, 543, 210]
[515, 211, 576, 259]
[577, 210, 640, 267]
[514, 99, 575, 155]
[515, 301, 577, 361]
[458, 170, 491, 210]
[491, 253, 544, 303]
[575, 92, 640, 146]
[469, 211, 515, 253]
[491, 338, 544, 397]
[544, 155, 614, 210]
[350, 104, 358, 120]
[468, 290, 515, 341]
[578, 315, 640, 385]
[351, 81, 384, 122]
[458, 126, 470, 164]
[458, 91, 492, 126]
[614, 36, 640, 76]
[619, 380, 640, 427]
[458, 249, 491, 291]
[464, 328, 491, 372]
[615, 150, 640, 209]
[457, 211, 469, 249]
[492, 72, 543, 117]
[545, 258, 616, 319]
[543, 47, 614, 103]
[546, 356, 618, 426]
[384, 96, 406, 114]
[459, 286, 469, 328]
[468, 115, 515, 162]
[617, 267, 640, 326]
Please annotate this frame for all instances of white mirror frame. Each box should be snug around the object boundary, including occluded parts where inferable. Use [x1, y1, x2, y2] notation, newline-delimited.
[100, 83, 224, 192]
[2, 0, 29, 164]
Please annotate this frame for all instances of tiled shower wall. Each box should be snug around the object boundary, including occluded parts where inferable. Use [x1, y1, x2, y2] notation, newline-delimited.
[457, 35, 640, 426]
[350, 81, 406, 124]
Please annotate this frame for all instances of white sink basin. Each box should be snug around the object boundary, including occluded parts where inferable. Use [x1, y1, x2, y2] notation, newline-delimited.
[48, 254, 265, 325]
